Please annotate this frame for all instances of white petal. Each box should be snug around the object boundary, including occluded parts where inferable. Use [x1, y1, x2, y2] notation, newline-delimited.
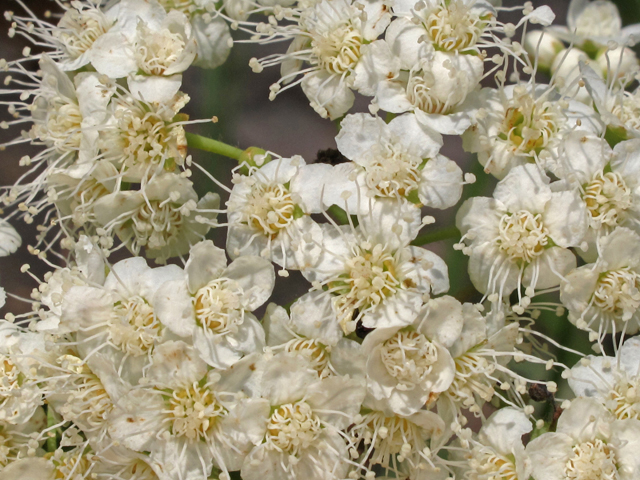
[223, 256, 275, 311]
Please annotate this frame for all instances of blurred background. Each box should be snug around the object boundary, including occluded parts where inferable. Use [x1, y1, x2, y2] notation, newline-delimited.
[0, 0, 638, 406]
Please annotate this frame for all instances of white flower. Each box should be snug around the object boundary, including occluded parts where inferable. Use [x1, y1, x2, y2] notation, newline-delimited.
[153, 0, 232, 69]
[549, 0, 640, 48]
[581, 63, 640, 139]
[48, 160, 119, 229]
[155, 240, 274, 368]
[458, 407, 532, 480]
[58, 256, 184, 386]
[526, 397, 640, 480]
[240, 355, 365, 480]
[365, 43, 484, 135]
[462, 83, 602, 178]
[362, 296, 460, 416]
[436, 303, 519, 420]
[326, 113, 463, 211]
[99, 92, 189, 183]
[108, 343, 270, 479]
[0, 322, 47, 424]
[302, 201, 449, 332]
[456, 164, 587, 302]
[226, 157, 325, 271]
[350, 398, 445, 473]
[262, 301, 365, 377]
[569, 336, 640, 420]
[254, 0, 391, 119]
[93, 172, 220, 262]
[554, 134, 640, 261]
[560, 227, 640, 336]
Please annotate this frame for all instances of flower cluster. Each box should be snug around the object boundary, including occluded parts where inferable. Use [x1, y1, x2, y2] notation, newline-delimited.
[0, 0, 639, 479]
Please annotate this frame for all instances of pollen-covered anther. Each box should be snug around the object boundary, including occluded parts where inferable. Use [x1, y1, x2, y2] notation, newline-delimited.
[380, 330, 438, 390]
[424, 0, 486, 52]
[583, 171, 632, 228]
[166, 385, 226, 441]
[499, 92, 560, 156]
[406, 70, 452, 115]
[497, 210, 549, 263]
[610, 377, 640, 420]
[194, 279, 244, 334]
[242, 183, 296, 237]
[469, 449, 518, 480]
[328, 244, 402, 327]
[448, 352, 495, 406]
[284, 338, 330, 373]
[365, 144, 422, 198]
[129, 200, 185, 252]
[592, 268, 640, 320]
[114, 101, 187, 172]
[312, 23, 364, 75]
[33, 99, 83, 151]
[108, 296, 161, 356]
[0, 357, 20, 396]
[564, 439, 617, 480]
[135, 23, 187, 76]
[266, 401, 321, 456]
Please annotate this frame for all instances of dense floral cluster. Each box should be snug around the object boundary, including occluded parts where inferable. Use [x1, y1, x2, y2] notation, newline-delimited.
[0, 0, 639, 479]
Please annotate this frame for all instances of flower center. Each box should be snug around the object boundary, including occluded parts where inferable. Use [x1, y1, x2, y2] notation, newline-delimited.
[584, 170, 632, 228]
[242, 183, 296, 237]
[53, 450, 92, 480]
[497, 210, 549, 263]
[135, 23, 187, 76]
[63, 373, 113, 431]
[363, 412, 423, 466]
[611, 92, 640, 133]
[266, 401, 322, 456]
[364, 144, 423, 198]
[564, 439, 617, 480]
[469, 449, 518, 480]
[406, 69, 452, 114]
[33, 99, 83, 151]
[380, 330, 438, 390]
[109, 296, 161, 356]
[157, 0, 198, 14]
[0, 357, 20, 395]
[128, 200, 186, 253]
[328, 243, 402, 328]
[592, 268, 640, 320]
[194, 279, 244, 334]
[448, 352, 495, 407]
[424, 1, 486, 52]
[499, 95, 559, 156]
[108, 100, 187, 173]
[312, 23, 363, 75]
[55, 5, 113, 60]
[284, 338, 330, 374]
[610, 376, 640, 420]
[165, 385, 226, 441]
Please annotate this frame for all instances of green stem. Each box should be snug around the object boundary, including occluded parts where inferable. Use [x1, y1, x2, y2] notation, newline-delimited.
[46, 405, 57, 452]
[411, 225, 460, 246]
[186, 132, 244, 160]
